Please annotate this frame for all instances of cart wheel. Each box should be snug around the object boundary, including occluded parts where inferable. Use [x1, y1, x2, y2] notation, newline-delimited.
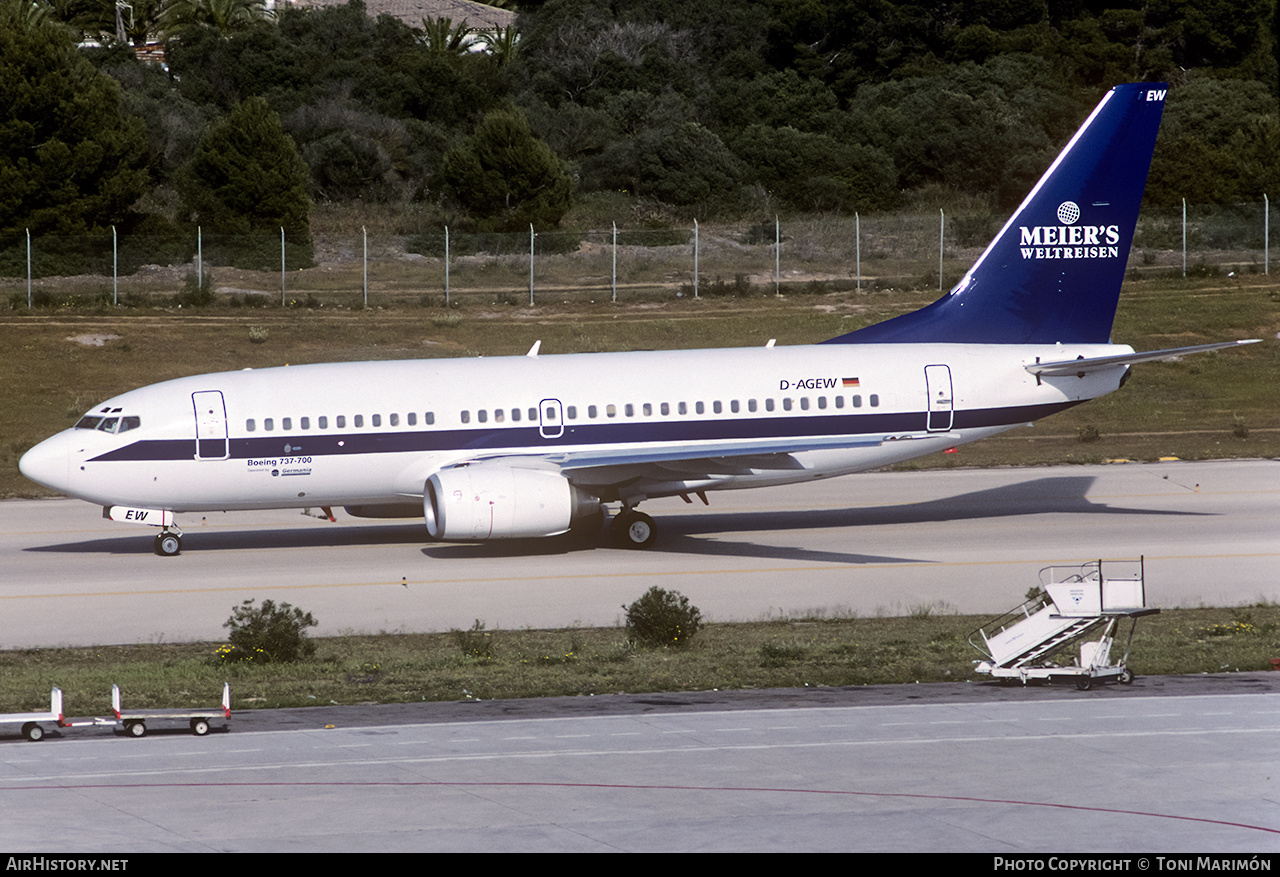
[190, 718, 209, 736]
[126, 721, 146, 738]
[22, 722, 44, 742]
[1118, 668, 1135, 685]
[1075, 674, 1093, 691]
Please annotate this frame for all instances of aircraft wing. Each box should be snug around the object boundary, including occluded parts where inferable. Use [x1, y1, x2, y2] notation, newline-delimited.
[441, 434, 891, 492]
[1026, 340, 1259, 377]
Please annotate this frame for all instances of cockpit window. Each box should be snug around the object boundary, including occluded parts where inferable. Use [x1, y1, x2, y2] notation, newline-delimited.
[75, 414, 141, 433]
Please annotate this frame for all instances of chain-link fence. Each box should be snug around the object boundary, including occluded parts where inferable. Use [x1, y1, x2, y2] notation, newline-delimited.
[4, 201, 1275, 310]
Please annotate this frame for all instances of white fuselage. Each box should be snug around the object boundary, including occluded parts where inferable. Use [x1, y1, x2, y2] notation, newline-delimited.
[20, 341, 1130, 513]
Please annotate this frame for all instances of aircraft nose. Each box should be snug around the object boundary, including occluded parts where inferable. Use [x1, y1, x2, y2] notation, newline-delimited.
[19, 434, 71, 493]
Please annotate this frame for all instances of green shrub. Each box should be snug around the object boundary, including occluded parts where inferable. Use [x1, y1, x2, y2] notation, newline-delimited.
[624, 586, 703, 648]
[451, 619, 495, 659]
[221, 599, 317, 664]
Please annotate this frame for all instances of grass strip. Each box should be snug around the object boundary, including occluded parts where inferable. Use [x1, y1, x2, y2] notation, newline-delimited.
[1, 605, 1276, 715]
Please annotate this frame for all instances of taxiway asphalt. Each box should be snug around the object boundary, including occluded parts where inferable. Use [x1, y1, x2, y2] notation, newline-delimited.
[3, 675, 1277, 852]
[2, 459, 1277, 647]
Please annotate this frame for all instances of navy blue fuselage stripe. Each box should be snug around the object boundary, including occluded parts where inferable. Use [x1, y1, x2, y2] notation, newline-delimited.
[86, 401, 1079, 464]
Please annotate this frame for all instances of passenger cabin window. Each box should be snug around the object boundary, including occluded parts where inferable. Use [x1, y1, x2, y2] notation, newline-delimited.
[246, 419, 255, 432]
[319, 416, 328, 429]
[353, 415, 363, 428]
[372, 414, 381, 427]
[264, 418, 274, 431]
[336, 415, 346, 428]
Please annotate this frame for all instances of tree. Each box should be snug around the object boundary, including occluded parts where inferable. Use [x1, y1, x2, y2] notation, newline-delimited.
[0, 0, 149, 237]
[438, 108, 572, 231]
[159, 0, 275, 38]
[176, 95, 311, 237]
[731, 124, 898, 212]
[629, 122, 743, 208]
[420, 15, 471, 57]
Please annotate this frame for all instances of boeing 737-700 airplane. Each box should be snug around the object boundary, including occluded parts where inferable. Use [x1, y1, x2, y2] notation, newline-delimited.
[19, 82, 1257, 555]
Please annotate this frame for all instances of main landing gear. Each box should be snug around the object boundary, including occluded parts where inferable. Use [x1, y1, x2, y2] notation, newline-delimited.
[153, 528, 183, 557]
[611, 509, 657, 549]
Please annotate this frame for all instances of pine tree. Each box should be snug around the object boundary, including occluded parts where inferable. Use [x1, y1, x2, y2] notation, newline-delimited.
[438, 109, 572, 232]
[0, 0, 149, 236]
[177, 95, 311, 237]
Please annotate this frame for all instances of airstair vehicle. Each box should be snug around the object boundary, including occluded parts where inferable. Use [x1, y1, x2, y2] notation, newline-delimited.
[971, 558, 1158, 689]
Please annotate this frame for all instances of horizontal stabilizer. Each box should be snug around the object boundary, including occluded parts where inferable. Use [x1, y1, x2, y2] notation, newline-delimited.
[1026, 339, 1260, 376]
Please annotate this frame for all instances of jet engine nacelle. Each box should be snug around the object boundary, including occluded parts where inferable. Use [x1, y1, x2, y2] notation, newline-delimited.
[424, 466, 599, 540]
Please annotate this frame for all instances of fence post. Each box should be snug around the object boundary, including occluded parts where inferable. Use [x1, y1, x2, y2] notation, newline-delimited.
[197, 226, 202, 292]
[693, 219, 699, 299]
[280, 227, 286, 306]
[112, 225, 118, 306]
[1265, 194, 1270, 275]
[856, 212, 861, 291]
[26, 229, 31, 308]
[612, 222, 617, 302]
[1181, 198, 1186, 278]
[938, 208, 945, 291]
[444, 226, 450, 306]
[529, 224, 534, 306]
[362, 226, 368, 308]
[775, 215, 780, 295]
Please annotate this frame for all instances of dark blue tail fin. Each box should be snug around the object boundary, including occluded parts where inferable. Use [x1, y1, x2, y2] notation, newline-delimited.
[825, 83, 1167, 345]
